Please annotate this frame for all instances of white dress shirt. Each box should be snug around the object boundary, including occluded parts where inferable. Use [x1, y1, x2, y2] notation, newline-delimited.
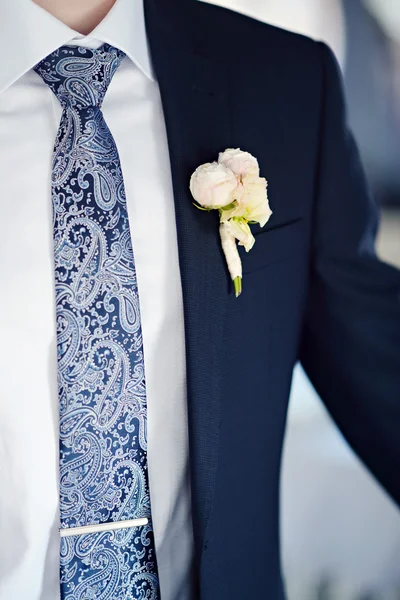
[0, 1, 195, 598]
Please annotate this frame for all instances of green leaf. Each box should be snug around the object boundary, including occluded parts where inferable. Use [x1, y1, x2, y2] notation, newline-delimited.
[219, 200, 239, 212]
[192, 202, 212, 212]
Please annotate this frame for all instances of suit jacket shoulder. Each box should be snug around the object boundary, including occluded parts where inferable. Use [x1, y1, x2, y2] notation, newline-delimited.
[190, 1, 322, 82]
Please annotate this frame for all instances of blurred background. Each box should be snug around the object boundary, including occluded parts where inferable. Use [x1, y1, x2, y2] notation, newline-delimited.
[200, 1, 400, 599]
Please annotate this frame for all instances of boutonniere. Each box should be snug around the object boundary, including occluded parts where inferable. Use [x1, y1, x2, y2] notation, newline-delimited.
[190, 148, 272, 297]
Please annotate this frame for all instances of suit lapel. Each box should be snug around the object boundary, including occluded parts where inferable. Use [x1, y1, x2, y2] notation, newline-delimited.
[145, 0, 232, 560]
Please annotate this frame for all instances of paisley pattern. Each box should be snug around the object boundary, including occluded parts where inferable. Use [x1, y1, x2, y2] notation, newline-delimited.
[34, 45, 159, 599]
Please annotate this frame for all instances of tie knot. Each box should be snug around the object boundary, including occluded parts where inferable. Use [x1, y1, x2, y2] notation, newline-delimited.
[34, 43, 126, 109]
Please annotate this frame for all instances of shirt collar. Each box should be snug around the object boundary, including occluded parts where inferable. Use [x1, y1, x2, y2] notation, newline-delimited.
[0, 0, 155, 95]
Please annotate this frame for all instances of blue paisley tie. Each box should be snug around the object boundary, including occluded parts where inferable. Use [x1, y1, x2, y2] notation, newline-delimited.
[34, 45, 159, 599]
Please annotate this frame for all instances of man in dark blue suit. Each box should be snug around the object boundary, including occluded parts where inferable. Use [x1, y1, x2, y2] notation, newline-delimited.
[1, 0, 399, 598]
[146, 1, 400, 597]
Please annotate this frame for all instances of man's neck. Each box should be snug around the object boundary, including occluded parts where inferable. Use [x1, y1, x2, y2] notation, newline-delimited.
[33, 0, 117, 35]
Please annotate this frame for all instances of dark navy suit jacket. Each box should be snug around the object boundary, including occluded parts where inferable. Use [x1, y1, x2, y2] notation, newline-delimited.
[144, 1, 400, 598]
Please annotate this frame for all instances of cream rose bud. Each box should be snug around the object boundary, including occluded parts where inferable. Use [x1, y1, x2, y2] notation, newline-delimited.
[190, 162, 239, 208]
[218, 148, 260, 178]
[240, 175, 272, 227]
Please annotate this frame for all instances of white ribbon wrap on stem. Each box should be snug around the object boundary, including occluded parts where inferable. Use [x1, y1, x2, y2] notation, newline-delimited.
[219, 222, 242, 281]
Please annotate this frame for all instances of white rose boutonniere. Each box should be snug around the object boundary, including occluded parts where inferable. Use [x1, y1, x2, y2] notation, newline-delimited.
[190, 148, 272, 297]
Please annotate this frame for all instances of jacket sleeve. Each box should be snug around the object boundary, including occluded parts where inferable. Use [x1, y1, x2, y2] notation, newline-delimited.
[299, 42, 400, 505]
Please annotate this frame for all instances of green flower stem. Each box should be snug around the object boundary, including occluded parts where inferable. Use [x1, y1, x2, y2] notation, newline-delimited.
[233, 276, 242, 298]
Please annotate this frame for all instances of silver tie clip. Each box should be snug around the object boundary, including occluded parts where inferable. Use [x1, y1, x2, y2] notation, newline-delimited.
[60, 518, 149, 538]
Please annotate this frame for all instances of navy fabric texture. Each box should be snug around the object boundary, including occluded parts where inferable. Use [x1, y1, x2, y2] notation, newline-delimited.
[142, 2, 400, 599]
